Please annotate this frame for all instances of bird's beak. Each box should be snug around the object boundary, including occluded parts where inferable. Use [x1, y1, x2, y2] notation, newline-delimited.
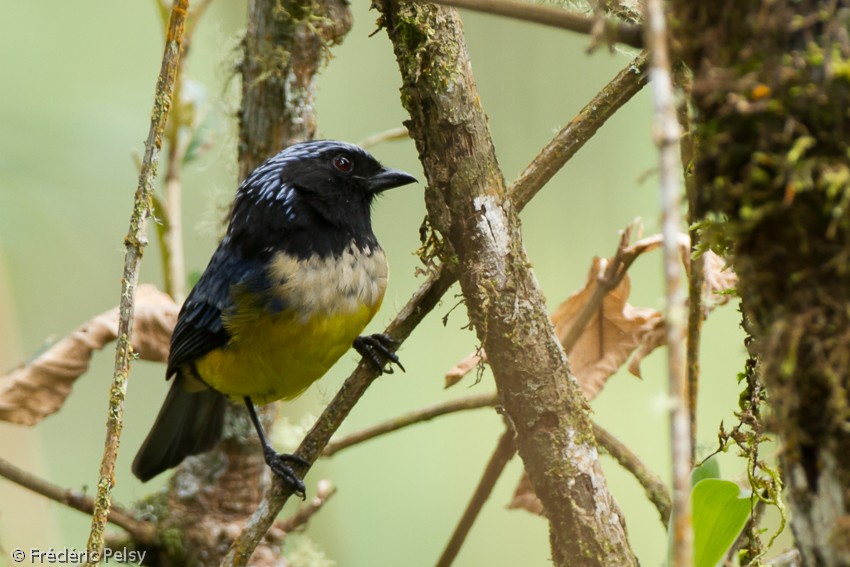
[366, 167, 418, 194]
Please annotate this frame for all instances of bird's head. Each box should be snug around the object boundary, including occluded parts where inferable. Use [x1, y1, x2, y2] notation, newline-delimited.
[228, 140, 417, 256]
[278, 140, 417, 201]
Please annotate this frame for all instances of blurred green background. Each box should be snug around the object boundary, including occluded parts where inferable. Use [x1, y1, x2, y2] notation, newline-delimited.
[0, 2, 757, 566]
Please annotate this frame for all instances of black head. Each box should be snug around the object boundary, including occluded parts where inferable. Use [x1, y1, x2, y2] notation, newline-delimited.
[227, 140, 416, 257]
[277, 140, 416, 205]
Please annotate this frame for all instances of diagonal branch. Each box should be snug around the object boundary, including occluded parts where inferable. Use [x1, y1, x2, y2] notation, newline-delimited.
[85, 2, 189, 565]
[323, 392, 497, 457]
[320, 389, 672, 525]
[380, 3, 635, 565]
[591, 423, 671, 524]
[0, 457, 155, 545]
[510, 52, 648, 209]
[435, 429, 516, 567]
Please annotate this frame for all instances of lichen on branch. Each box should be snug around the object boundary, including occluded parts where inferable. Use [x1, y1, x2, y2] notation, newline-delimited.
[377, 2, 636, 565]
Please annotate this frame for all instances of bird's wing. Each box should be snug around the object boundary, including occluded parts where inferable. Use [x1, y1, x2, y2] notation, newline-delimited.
[166, 243, 268, 377]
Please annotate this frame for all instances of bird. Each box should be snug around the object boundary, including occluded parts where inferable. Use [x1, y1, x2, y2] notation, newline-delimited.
[132, 140, 416, 495]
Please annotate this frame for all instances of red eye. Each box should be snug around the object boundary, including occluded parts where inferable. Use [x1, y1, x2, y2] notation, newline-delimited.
[333, 154, 354, 173]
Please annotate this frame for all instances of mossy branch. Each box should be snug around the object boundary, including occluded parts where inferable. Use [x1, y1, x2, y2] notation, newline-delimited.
[379, 2, 636, 565]
[84, 2, 189, 565]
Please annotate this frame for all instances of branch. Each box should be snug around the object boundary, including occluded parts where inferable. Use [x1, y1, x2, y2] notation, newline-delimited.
[358, 126, 410, 150]
[0, 457, 155, 545]
[323, 392, 497, 457]
[159, 91, 188, 303]
[221, 267, 457, 566]
[435, 429, 516, 567]
[677, 74, 703, 464]
[509, 51, 648, 209]
[380, 3, 635, 565]
[85, 3, 189, 563]
[591, 423, 672, 524]
[271, 480, 337, 537]
[645, 0, 692, 565]
[321, 388, 673, 527]
[426, 0, 644, 48]
[152, 0, 217, 303]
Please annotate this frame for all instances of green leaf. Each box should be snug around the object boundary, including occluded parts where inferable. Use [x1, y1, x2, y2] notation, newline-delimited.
[691, 456, 721, 487]
[692, 479, 751, 567]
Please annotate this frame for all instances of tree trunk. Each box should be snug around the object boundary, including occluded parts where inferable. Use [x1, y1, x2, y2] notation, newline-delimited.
[377, 3, 637, 565]
[671, 2, 850, 565]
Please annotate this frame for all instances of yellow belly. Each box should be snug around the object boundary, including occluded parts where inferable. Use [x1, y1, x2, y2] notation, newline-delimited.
[194, 303, 379, 404]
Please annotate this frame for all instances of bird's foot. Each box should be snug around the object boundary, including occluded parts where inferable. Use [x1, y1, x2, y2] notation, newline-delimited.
[263, 447, 308, 499]
[354, 333, 405, 374]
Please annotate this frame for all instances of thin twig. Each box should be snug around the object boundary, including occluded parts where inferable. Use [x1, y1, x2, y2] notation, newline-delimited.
[591, 423, 672, 524]
[223, 29, 650, 566]
[358, 127, 409, 150]
[426, 0, 644, 48]
[0, 457, 155, 545]
[645, 0, 692, 565]
[677, 77, 703, 465]
[271, 480, 337, 537]
[435, 429, 516, 567]
[85, 2, 189, 565]
[186, 0, 215, 38]
[160, 87, 188, 303]
[510, 52, 648, 210]
[320, 387, 673, 527]
[558, 221, 644, 352]
[323, 392, 498, 457]
[156, 0, 213, 303]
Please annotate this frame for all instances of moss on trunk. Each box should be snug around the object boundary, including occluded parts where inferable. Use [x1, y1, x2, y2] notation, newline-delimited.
[672, 3, 850, 564]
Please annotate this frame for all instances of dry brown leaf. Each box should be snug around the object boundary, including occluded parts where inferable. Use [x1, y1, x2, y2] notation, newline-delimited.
[702, 250, 737, 311]
[0, 284, 177, 425]
[550, 257, 663, 398]
[627, 318, 666, 379]
[445, 351, 481, 389]
[627, 250, 737, 378]
[445, 257, 663, 399]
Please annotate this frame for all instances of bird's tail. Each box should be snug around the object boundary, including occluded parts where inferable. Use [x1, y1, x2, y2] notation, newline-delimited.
[132, 376, 227, 482]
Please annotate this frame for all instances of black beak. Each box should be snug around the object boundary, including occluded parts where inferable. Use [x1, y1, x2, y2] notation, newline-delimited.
[366, 167, 418, 194]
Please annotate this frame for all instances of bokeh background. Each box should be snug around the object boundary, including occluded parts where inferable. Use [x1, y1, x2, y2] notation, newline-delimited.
[0, 2, 757, 566]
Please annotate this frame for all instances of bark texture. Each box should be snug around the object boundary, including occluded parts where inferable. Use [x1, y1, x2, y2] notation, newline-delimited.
[671, 3, 850, 565]
[377, 3, 636, 565]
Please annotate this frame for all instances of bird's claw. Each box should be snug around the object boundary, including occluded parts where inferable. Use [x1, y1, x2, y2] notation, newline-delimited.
[353, 333, 405, 374]
[264, 448, 308, 499]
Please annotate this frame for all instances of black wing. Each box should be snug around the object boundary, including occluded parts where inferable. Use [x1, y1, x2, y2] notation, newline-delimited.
[166, 241, 268, 377]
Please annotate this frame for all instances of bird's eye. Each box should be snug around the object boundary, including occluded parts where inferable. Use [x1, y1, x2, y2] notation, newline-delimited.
[333, 154, 354, 173]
